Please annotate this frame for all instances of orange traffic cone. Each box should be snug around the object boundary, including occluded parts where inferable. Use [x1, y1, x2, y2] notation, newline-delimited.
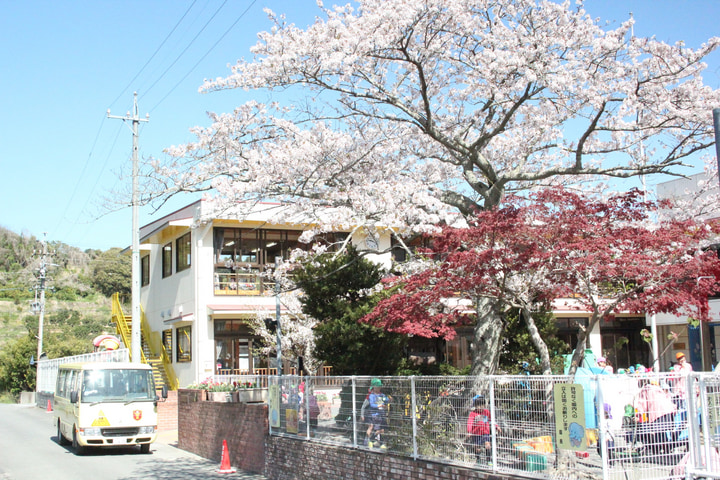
[217, 439, 236, 474]
[46, 399, 52, 412]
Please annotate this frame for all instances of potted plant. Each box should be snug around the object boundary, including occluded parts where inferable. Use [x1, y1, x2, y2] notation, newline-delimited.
[232, 381, 268, 403]
[185, 379, 211, 400]
[208, 381, 235, 402]
[184, 379, 268, 402]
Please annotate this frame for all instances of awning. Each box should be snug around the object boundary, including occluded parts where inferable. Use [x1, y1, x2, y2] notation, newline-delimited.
[163, 313, 194, 325]
[207, 304, 288, 316]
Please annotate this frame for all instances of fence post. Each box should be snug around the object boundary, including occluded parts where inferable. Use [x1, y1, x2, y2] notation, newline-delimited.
[596, 375, 609, 480]
[690, 373, 704, 472]
[411, 376, 418, 460]
[489, 377, 497, 469]
[306, 377, 311, 439]
[351, 376, 358, 448]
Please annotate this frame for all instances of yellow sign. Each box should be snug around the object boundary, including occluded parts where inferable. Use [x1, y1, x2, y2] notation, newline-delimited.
[285, 408, 298, 434]
[553, 383, 586, 451]
[91, 410, 111, 427]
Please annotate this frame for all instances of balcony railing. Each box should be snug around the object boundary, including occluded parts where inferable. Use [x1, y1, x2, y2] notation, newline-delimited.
[214, 271, 274, 296]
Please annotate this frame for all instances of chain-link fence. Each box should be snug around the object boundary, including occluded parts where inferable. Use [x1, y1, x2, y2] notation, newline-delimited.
[267, 372, 719, 480]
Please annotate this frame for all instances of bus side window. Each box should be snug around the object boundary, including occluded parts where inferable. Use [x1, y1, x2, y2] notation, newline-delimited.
[56, 370, 67, 397]
[64, 370, 74, 398]
[69, 370, 80, 401]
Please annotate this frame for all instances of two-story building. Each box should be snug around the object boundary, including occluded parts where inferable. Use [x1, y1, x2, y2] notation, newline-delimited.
[136, 199, 395, 388]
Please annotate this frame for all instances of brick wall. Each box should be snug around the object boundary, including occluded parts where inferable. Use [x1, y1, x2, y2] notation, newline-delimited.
[177, 389, 512, 480]
[265, 437, 510, 480]
[177, 389, 267, 473]
[157, 389, 177, 431]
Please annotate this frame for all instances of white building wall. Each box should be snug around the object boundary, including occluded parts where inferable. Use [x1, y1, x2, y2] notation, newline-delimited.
[139, 199, 397, 386]
[194, 221, 217, 384]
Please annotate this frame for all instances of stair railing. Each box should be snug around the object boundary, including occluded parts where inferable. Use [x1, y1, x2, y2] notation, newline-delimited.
[140, 306, 179, 390]
[111, 293, 178, 389]
[111, 293, 147, 363]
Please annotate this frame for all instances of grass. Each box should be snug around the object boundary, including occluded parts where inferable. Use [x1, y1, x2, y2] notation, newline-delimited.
[0, 391, 17, 404]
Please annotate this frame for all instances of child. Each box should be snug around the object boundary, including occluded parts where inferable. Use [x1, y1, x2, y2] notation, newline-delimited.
[307, 390, 320, 434]
[467, 396, 492, 463]
[596, 357, 613, 374]
[365, 378, 390, 449]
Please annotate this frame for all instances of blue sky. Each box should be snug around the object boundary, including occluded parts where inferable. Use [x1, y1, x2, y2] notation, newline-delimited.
[1, 1, 719, 251]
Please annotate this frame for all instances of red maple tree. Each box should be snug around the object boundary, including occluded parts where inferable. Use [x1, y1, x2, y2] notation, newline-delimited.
[364, 188, 720, 373]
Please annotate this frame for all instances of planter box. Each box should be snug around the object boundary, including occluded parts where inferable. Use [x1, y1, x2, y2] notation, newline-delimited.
[200, 388, 268, 403]
[209, 391, 234, 402]
[235, 388, 268, 403]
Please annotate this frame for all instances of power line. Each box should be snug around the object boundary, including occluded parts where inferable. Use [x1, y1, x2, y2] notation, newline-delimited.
[149, 0, 258, 112]
[141, 0, 230, 100]
[108, 0, 199, 110]
[52, 113, 108, 239]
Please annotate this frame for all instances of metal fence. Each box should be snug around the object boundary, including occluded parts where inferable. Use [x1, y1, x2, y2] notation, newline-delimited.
[267, 372, 720, 480]
[35, 349, 130, 393]
[687, 373, 720, 479]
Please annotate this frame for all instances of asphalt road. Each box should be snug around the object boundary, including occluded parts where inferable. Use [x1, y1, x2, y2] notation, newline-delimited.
[0, 403, 267, 480]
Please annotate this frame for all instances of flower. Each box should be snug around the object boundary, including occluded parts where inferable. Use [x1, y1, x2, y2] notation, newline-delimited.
[185, 378, 258, 391]
[233, 381, 258, 390]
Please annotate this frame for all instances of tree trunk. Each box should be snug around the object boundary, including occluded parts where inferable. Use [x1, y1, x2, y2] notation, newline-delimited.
[470, 296, 505, 376]
[567, 312, 601, 375]
[520, 307, 552, 374]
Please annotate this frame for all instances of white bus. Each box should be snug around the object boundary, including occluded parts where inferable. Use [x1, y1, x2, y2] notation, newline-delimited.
[54, 362, 166, 454]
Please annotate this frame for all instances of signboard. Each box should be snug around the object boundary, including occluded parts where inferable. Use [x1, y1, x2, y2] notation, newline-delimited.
[285, 408, 298, 434]
[554, 383, 586, 451]
[708, 385, 720, 447]
[269, 385, 280, 428]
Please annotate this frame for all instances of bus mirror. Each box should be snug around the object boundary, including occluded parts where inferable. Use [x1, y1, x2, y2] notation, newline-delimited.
[161, 385, 168, 399]
[70, 391, 78, 403]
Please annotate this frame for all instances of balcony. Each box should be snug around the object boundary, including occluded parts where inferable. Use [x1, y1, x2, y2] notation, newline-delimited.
[214, 271, 274, 296]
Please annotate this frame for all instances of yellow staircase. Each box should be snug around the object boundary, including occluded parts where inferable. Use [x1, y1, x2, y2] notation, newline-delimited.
[111, 293, 179, 390]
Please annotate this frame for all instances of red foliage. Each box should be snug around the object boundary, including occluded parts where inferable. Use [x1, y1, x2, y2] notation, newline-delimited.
[363, 188, 720, 339]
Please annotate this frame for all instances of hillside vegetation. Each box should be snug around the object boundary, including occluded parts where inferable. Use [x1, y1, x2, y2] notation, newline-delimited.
[0, 226, 130, 396]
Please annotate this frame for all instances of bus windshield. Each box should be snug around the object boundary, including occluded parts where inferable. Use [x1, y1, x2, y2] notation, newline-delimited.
[81, 368, 155, 403]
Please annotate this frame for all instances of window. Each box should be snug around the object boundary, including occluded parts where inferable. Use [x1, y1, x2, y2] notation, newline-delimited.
[392, 234, 431, 263]
[213, 227, 305, 295]
[162, 329, 172, 357]
[162, 243, 172, 278]
[141, 255, 150, 286]
[214, 319, 263, 373]
[176, 325, 191, 362]
[56, 370, 68, 397]
[176, 232, 191, 272]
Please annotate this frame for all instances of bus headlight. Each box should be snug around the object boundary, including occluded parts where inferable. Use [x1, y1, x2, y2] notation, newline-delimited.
[80, 427, 102, 436]
[138, 426, 156, 434]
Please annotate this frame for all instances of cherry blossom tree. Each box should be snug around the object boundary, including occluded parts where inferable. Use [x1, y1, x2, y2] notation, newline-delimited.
[246, 290, 321, 375]
[149, 0, 720, 373]
[363, 188, 720, 374]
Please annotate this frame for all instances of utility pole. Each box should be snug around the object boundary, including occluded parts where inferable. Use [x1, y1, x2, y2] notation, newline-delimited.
[274, 256, 283, 376]
[32, 233, 53, 367]
[108, 93, 149, 364]
[713, 108, 720, 192]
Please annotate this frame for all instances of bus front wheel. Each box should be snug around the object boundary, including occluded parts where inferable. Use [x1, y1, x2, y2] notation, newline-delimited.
[72, 428, 85, 455]
[139, 443, 150, 454]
